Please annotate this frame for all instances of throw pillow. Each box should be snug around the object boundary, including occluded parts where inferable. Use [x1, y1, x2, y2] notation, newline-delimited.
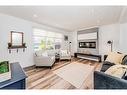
[61, 50, 68, 55]
[35, 50, 44, 56]
[105, 52, 125, 64]
[122, 55, 127, 65]
[105, 65, 127, 78]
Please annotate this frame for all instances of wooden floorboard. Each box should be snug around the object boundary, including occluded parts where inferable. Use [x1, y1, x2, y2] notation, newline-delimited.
[25, 58, 102, 89]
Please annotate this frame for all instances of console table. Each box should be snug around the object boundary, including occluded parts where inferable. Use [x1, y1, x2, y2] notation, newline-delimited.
[74, 53, 102, 62]
[0, 62, 27, 89]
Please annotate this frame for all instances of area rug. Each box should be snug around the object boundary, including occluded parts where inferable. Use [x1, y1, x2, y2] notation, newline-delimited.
[53, 62, 94, 88]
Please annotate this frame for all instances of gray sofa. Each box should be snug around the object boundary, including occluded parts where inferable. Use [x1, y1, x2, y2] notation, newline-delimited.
[94, 55, 127, 89]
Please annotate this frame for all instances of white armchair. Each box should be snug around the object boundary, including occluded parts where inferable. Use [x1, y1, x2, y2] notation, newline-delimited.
[60, 50, 71, 61]
[34, 50, 55, 68]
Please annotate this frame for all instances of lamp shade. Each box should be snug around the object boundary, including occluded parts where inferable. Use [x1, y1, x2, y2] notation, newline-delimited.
[107, 40, 112, 44]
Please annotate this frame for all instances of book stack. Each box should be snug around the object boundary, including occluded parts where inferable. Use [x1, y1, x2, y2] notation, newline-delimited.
[0, 61, 11, 82]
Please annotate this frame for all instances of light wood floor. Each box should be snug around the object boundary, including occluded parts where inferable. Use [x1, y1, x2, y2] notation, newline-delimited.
[25, 58, 102, 89]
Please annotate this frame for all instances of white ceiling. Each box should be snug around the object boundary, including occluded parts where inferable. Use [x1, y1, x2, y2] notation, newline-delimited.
[0, 6, 124, 32]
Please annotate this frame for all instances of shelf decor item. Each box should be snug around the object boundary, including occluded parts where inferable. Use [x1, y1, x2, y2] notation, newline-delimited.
[0, 61, 11, 82]
[8, 31, 27, 53]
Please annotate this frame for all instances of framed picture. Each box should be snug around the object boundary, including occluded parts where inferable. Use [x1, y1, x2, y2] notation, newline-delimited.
[0, 61, 11, 82]
[64, 35, 68, 41]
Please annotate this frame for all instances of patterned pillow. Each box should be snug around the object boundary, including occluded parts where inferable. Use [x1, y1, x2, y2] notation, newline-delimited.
[105, 65, 127, 78]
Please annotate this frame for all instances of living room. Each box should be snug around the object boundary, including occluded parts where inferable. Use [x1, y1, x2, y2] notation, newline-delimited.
[1, 5, 127, 91]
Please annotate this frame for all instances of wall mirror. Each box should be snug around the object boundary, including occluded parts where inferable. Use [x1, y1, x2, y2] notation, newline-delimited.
[11, 31, 23, 46]
[8, 31, 26, 53]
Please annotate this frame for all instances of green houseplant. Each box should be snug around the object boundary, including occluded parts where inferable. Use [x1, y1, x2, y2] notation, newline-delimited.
[0, 61, 9, 74]
[0, 61, 11, 82]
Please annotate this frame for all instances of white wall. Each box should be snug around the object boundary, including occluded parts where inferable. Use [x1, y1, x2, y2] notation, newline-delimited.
[71, 31, 77, 56]
[99, 24, 120, 55]
[119, 8, 127, 54]
[119, 23, 127, 54]
[71, 24, 120, 58]
[0, 13, 34, 68]
[0, 13, 71, 68]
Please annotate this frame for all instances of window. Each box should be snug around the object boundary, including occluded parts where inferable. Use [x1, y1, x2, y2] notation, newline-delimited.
[33, 28, 63, 50]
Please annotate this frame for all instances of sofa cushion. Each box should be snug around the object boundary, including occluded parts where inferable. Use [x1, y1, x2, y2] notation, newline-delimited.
[42, 51, 48, 57]
[94, 71, 127, 89]
[122, 55, 127, 65]
[105, 65, 127, 78]
[106, 52, 125, 64]
[35, 50, 48, 57]
[60, 50, 69, 56]
[47, 50, 55, 56]
[101, 61, 115, 72]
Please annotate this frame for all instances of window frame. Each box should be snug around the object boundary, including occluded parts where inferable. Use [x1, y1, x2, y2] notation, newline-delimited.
[33, 28, 63, 51]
